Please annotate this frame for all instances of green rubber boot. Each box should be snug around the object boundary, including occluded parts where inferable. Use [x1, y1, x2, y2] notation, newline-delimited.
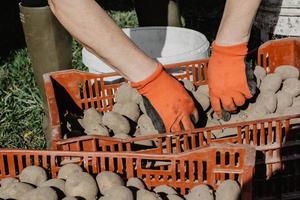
[19, 4, 72, 148]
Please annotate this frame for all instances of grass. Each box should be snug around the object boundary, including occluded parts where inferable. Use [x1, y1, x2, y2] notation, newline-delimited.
[0, 49, 45, 149]
[0, 7, 138, 149]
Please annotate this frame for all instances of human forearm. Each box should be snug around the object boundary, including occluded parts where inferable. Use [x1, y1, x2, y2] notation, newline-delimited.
[216, 0, 262, 45]
[48, 0, 157, 82]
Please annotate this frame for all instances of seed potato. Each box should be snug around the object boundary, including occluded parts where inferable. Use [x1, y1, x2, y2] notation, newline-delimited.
[276, 91, 293, 112]
[167, 194, 184, 200]
[2, 182, 34, 199]
[103, 186, 133, 200]
[259, 73, 282, 94]
[196, 85, 209, 95]
[62, 197, 78, 200]
[254, 65, 267, 87]
[112, 102, 140, 122]
[19, 186, 57, 200]
[102, 112, 130, 135]
[126, 177, 145, 190]
[185, 184, 213, 200]
[192, 91, 210, 111]
[137, 114, 158, 136]
[65, 172, 98, 200]
[274, 65, 299, 80]
[82, 108, 103, 127]
[137, 189, 161, 200]
[293, 95, 300, 106]
[181, 80, 195, 92]
[0, 177, 19, 189]
[19, 166, 47, 186]
[113, 133, 132, 139]
[153, 185, 177, 195]
[255, 91, 277, 113]
[39, 178, 66, 193]
[215, 180, 241, 200]
[96, 171, 124, 195]
[282, 78, 300, 97]
[85, 123, 109, 136]
[58, 163, 83, 180]
[115, 83, 141, 104]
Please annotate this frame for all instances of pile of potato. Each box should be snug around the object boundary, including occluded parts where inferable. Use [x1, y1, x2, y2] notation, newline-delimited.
[0, 164, 241, 200]
[75, 80, 209, 140]
[74, 65, 299, 140]
[204, 65, 300, 137]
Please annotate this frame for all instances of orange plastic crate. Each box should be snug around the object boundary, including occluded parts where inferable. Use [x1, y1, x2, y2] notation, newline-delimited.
[44, 38, 300, 199]
[0, 144, 255, 199]
[44, 38, 300, 149]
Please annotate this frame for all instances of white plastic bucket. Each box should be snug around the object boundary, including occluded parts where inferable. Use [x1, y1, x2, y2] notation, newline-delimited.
[82, 26, 209, 77]
[254, 0, 300, 41]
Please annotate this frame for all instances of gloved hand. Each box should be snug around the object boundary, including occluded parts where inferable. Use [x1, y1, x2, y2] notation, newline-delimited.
[208, 42, 254, 117]
[132, 63, 198, 133]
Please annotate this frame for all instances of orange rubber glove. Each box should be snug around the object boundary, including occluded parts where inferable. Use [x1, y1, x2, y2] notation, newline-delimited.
[132, 63, 198, 133]
[208, 42, 253, 117]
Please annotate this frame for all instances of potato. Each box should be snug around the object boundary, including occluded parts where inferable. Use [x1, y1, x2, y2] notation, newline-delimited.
[112, 102, 140, 122]
[115, 83, 134, 103]
[62, 197, 78, 200]
[65, 172, 98, 200]
[102, 112, 130, 135]
[0, 177, 19, 189]
[255, 91, 277, 113]
[293, 95, 300, 106]
[138, 97, 147, 114]
[1, 182, 34, 199]
[190, 184, 211, 194]
[167, 194, 184, 200]
[96, 171, 124, 195]
[181, 80, 195, 92]
[131, 89, 143, 105]
[215, 180, 241, 200]
[113, 133, 132, 139]
[126, 177, 145, 190]
[58, 163, 83, 180]
[137, 114, 158, 136]
[214, 127, 238, 139]
[282, 78, 300, 97]
[281, 105, 300, 115]
[205, 119, 222, 136]
[136, 189, 160, 200]
[19, 186, 58, 200]
[85, 123, 109, 136]
[259, 73, 282, 94]
[247, 103, 269, 117]
[254, 65, 267, 87]
[115, 83, 142, 104]
[103, 186, 133, 200]
[192, 91, 210, 111]
[133, 128, 154, 147]
[153, 185, 177, 195]
[185, 184, 213, 200]
[19, 166, 47, 186]
[82, 108, 103, 127]
[39, 178, 65, 193]
[196, 85, 209, 95]
[0, 189, 9, 199]
[276, 91, 293, 112]
[274, 65, 299, 80]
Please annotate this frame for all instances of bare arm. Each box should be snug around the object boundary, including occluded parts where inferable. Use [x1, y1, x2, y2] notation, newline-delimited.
[48, 0, 157, 82]
[216, 0, 262, 45]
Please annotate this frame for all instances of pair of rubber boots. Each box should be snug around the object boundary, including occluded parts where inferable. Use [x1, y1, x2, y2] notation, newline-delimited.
[19, 3, 72, 148]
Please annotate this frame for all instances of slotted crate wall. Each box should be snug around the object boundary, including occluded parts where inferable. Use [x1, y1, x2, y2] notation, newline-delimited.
[0, 144, 255, 198]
